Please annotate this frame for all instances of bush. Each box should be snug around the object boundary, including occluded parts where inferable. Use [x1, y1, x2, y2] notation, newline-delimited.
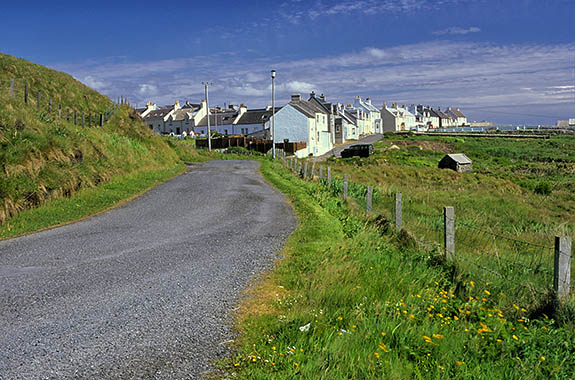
[534, 182, 552, 195]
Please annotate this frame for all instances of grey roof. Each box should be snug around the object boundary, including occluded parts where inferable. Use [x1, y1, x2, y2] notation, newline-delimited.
[433, 108, 451, 119]
[450, 108, 466, 118]
[196, 110, 238, 126]
[446, 154, 472, 164]
[235, 108, 280, 125]
[143, 109, 171, 120]
[290, 99, 328, 118]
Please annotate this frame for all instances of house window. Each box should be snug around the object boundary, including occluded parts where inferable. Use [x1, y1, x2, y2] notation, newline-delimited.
[224, 129, 228, 134]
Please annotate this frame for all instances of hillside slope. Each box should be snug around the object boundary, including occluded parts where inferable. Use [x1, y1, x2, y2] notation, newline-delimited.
[0, 52, 180, 224]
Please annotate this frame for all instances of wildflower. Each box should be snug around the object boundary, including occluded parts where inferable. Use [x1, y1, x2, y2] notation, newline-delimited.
[484, 290, 491, 296]
[378, 342, 390, 352]
[300, 348, 304, 352]
[513, 304, 520, 311]
[374, 352, 380, 359]
[512, 335, 519, 341]
[409, 314, 415, 319]
[496, 339, 502, 343]
[423, 336, 433, 343]
[352, 325, 357, 329]
[456, 361, 464, 366]
[470, 281, 475, 287]
[453, 316, 459, 321]
[337, 316, 343, 321]
[541, 356, 545, 361]
[433, 334, 444, 339]
[295, 363, 299, 367]
[272, 346, 276, 351]
[438, 365, 445, 370]
[381, 332, 386, 337]
[521, 308, 527, 313]
[234, 363, 240, 367]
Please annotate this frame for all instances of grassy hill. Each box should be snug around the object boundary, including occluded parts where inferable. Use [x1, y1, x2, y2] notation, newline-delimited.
[0, 52, 182, 225]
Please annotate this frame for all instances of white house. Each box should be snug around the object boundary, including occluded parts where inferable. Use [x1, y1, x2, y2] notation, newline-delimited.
[381, 102, 416, 132]
[272, 94, 332, 157]
[445, 107, 467, 126]
[141, 100, 208, 135]
[353, 96, 382, 134]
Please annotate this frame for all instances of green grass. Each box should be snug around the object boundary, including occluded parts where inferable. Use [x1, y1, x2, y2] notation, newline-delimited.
[0, 164, 185, 240]
[223, 160, 575, 379]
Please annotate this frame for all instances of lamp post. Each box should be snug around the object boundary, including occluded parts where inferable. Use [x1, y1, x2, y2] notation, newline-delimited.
[271, 69, 276, 159]
[202, 81, 213, 151]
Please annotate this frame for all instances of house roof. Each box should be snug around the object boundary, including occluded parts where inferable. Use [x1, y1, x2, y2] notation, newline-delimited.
[445, 153, 472, 164]
[235, 108, 280, 125]
[196, 110, 238, 126]
[143, 109, 171, 120]
[450, 108, 466, 118]
[290, 99, 328, 118]
[433, 108, 451, 119]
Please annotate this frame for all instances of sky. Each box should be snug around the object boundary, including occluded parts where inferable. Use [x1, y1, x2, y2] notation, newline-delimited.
[1, 0, 574, 125]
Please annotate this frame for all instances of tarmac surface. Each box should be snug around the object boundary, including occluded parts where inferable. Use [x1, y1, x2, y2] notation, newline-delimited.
[0, 160, 296, 379]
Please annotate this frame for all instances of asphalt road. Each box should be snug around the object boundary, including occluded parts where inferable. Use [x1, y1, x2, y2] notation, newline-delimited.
[0, 160, 296, 379]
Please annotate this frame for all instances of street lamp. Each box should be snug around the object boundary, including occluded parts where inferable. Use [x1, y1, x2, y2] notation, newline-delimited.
[271, 69, 276, 159]
[202, 81, 213, 151]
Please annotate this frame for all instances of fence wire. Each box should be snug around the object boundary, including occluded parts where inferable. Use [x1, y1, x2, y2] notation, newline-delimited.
[282, 160, 574, 304]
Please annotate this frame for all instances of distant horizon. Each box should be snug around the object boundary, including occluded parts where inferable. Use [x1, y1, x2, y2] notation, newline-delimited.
[2, 0, 573, 125]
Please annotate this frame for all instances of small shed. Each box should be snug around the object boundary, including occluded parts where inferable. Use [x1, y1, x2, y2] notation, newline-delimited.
[438, 153, 472, 172]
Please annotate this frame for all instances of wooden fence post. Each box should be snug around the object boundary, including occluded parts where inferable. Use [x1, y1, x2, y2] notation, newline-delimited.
[304, 162, 308, 179]
[554, 236, 572, 300]
[82, 113, 85, 127]
[327, 167, 331, 186]
[311, 162, 316, 179]
[343, 174, 348, 198]
[37, 91, 41, 110]
[48, 99, 52, 113]
[66, 109, 70, 122]
[366, 186, 373, 213]
[319, 165, 323, 180]
[58, 105, 61, 120]
[443, 206, 455, 261]
[100, 114, 103, 127]
[9, 78, 14, 98]
[24, 83, 28, 104]
[395, 193, 403, 230]
[74, 110, 77, 125]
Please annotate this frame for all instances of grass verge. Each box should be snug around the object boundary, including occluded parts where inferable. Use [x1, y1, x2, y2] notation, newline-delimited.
[0, 164, 185, 240]
[223, 159, 574, 379]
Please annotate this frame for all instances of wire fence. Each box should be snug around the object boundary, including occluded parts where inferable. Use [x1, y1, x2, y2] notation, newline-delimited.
[282, 157, 574, 308]
[0, 77, 127, 127]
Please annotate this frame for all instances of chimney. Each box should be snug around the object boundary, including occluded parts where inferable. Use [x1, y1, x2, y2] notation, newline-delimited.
[174, 100, 181, 110]
[291, 94, 301, 102]
[402, 104, 406, 109]
[366, 98, 371, 104]
[310, 91, 316, 98]
[239, 104, 247, 115]
[392, 102, 397, 108]
[384, 101, 387, 108]
[319, 93, 326, 102]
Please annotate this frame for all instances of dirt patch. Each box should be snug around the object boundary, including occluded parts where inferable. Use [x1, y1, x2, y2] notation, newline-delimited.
[381, 140, 455, 153]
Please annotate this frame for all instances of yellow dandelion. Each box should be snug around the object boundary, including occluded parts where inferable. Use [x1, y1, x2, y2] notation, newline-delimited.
[423, 336, 433, 343]
[409, 314, 415, 319]
[338, 316, 343, 321]
[295, 362, 299, 367]
[496, 339, 502, 343]
[433, 334, 444, 339]
[374, 352, 380, 359]
[484, 290, 491, 296]
[272, 346, 276, 350]
[469, 281, 475, 287]
[540, 356, 545, 361]
[454, 315, 459, 321]
[234, 363, 240, 367]
[381, 332, 386, 337]
[352, 325, 357, 329]
[438, 365, 445, 370]
[456, 361, 464, 366]
[513, 304, 520, 311]
[512, 335, 519, 341]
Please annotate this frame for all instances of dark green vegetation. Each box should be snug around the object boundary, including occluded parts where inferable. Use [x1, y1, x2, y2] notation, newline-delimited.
[224, 160, 575, 379]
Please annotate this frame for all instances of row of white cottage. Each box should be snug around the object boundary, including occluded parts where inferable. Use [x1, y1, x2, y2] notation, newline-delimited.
[137, 93, 467, 158]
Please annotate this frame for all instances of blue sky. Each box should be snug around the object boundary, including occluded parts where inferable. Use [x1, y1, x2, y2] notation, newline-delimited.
[1, 0, 574, 124]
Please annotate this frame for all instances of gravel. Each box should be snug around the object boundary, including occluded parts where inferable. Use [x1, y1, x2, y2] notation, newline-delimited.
[0, 160, 296, 379]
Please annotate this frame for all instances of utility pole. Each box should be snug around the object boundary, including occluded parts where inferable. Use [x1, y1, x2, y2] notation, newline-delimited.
[202, 82, 213, 151]
[271, 70, 276, 159]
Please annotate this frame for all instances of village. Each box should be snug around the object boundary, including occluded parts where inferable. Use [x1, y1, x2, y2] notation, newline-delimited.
[136, 92, 468, 157]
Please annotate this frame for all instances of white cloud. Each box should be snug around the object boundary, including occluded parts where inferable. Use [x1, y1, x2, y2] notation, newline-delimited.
[433, 26, 481, 35]
[82, 75, 106, 90]
[277, 81, 316, 94]
[138, 84, 158, 96]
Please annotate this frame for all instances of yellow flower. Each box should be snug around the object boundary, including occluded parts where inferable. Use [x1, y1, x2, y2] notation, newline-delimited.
[234, 363, 240, 367]
[300, 348, 304, 352]
[378, 342, 390, 352]
[496, 339, 502, 342]
[512, 335, 519, 341]
[374, 352, 380, 359]
[438, 365, 445, 370]
[295, 363, 299, 367]
[469, 281, 475, 287]
[433, 334, 444, 339]
[423, 336, 433, 343]
[484, 290, 491, 296]
[381, 332, 386, 337]
[409, 314, 415, 319]
[456, 361, 464, 366]
[338, 316, 343, 321]
[453, 316, 459, 321]
[272, 346, 276, 350]
[352, 325, 357, 329]
[541, 356, 545, 361]
[513, 304, 520, 311]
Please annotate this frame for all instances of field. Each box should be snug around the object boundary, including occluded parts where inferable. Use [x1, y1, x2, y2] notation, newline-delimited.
[224, 155, 575, 379]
